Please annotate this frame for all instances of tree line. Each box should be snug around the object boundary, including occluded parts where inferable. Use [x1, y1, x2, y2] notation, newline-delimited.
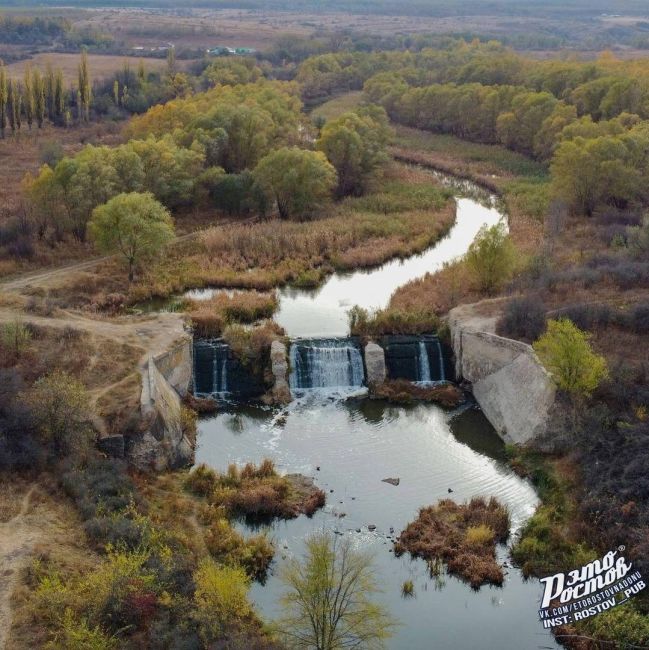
[297, 41, 649, 122]
[0, 50, 91, 135]
[295, 41, 649, 216]
[24, 79, 391, 277]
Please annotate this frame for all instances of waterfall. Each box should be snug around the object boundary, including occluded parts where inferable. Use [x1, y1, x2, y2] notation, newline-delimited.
[435, 338, 446, 381]
[384, 336, 448, 383]
[418, 340, 431, 382]
[289, 339, 365, 390]
[194, 340, 230, 396]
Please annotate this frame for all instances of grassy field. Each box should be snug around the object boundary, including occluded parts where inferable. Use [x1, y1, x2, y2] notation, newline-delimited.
[311, 91, 363, 121]
[393, 126, 549, 181]
[5, 53, 176, 84]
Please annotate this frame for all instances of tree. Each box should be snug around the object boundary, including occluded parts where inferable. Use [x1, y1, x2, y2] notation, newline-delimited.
[277, 532, 395, 650]
[25, 370, 93, 457]
[465, 222, 516, 294]
[44, 61, 55, 121]
[23, 63, 34, 129]
[33, 67, 45, 128]
[89, 192, 174, 282]
[0, 65, 6, 137]
[253, 147, 336, 220]
[78, 49, 91, 121]
[316, 106, 392, 197]
[7, 78, 18, 133]
[54, 68, 65, 118]
[533, 318, 608, 398]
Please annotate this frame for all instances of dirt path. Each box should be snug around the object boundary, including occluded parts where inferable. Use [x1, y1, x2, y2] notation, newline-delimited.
[0, 486, 38, 650]
[0, 215, 258, 294]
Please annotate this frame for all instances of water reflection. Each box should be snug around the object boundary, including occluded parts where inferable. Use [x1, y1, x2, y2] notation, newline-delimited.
[196, 398, 558, 649]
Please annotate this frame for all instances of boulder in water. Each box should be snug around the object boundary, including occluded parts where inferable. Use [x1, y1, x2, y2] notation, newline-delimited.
[382, 477, 400, 486]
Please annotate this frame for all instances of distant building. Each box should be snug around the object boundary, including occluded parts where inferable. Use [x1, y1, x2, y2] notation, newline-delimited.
[207, 46, 256, 56]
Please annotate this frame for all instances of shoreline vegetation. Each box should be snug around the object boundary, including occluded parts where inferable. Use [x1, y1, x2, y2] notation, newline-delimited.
[124, 163, 456, 306]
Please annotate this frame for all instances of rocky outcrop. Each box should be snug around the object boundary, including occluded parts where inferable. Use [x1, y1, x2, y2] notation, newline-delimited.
[448, 302, 556, 445]
[129, 338, 195, 471]
[270, 340, 291, 404]
[364, 341, 386, 385]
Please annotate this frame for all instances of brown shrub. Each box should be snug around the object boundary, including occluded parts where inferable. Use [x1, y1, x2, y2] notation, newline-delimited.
[186, 460, 325, 521]
[394, 497, 510, 589]
[372, 380, 463, 408]
[188, 291, 278, 337]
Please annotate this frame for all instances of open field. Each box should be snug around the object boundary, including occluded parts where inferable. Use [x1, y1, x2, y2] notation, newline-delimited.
[311, 91, 363, 121]
[4, 53, 174, 83]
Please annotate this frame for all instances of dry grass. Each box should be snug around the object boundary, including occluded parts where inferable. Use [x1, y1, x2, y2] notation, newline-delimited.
[187, 291, 278, 338]
[136, 162, 455, 298]
[389, 259, 482, 319]
[4, 54, 172, 84]
[372, 380, 463, 408]
[185, 461, 326, 521]
[5, 476, 100, 650]
[395, 497, 510, 589]
[311, 91, 363, 121]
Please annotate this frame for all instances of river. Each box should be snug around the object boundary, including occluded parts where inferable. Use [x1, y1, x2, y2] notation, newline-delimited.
[192, 169, 558, 649]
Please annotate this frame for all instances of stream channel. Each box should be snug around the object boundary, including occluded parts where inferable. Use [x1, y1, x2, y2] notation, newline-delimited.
[184, 169, 557, 649]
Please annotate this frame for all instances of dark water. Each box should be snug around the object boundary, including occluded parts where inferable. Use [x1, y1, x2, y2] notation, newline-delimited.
[196, 398, 558, 649]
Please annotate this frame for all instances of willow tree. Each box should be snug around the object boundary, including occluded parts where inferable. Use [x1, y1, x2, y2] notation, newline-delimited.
[252, 147, 337, 220]
[89, 192, 175, 282]
[316, 105, 392, 197]
[277, 532, 395, 650]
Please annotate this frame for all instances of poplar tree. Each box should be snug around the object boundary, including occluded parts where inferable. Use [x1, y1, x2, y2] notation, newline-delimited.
[77, 49, 91, 121]
[54, 69, 64, 118]
[137, 59, 145, 81]
[44, 62, 55, 121]
[7, 79, 17, 133]
[0, 65, 7, 138]
[166, 46, 176, 75]
[15, 82, 22, 130]
[33, 68, 45, 128]
[23, 64, 34, 129]
[113, 79, 119, 106]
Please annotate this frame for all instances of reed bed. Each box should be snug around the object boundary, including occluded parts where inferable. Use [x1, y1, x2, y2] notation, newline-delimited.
[187, 291, 278, 337]
[395, 497, 510, 589]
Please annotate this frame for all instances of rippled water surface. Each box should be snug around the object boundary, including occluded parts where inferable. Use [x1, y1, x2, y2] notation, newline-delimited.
[196, 398, 557, 649]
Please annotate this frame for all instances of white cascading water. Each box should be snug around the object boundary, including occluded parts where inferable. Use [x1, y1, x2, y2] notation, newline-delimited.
[435, 339, 446, 381]
[289, 340, 365, 390]
[418, 340, 431, 382]
[209, 343, 228, 394]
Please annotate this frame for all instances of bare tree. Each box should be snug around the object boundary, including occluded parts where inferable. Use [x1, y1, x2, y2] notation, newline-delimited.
[277, 532, 395, 650]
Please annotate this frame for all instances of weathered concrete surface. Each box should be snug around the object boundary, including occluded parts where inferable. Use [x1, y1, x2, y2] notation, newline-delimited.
[154, 340, 193, 396]
[364, 341, 387, 385]
[130, 337, 194, 471]
[449, 301, 555, 445]
[270, 340, 291, 404]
